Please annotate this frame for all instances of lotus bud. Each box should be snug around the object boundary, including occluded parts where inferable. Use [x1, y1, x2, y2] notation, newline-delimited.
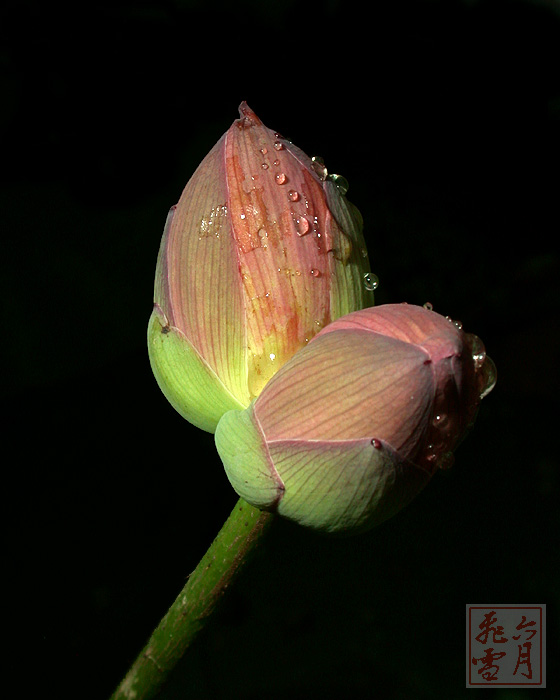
[148, 103, 372, 432]
[215, 303, 496, 533]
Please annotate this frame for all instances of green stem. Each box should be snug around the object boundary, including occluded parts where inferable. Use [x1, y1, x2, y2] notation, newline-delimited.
[109, 498, 274, 700]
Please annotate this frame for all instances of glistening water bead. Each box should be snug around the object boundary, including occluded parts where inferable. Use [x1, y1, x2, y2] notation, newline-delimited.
[311, 156, 327, 181]
[463, 332, 496, 399]
[479, 356, 497, 399]
[433, 413, 448, 428]
[328, 173, 349, 196]
[288, 189, 299, 202]
[466, 333, 486, 369]
[445, 315, 463, 330]
[363, 272, 379, 291]
[295, 216, 310, 236]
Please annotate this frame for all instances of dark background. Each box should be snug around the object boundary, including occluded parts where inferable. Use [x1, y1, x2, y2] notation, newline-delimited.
[2, 0, 559, 698]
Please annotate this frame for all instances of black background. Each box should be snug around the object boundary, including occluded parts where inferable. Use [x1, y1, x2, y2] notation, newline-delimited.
[3, 0, 559, 698]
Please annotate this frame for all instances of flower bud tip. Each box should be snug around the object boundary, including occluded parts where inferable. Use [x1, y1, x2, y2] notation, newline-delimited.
[237, 101, 262, 126]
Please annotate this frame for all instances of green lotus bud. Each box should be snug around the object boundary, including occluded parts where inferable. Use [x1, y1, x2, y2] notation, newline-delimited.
[148, 103, 372, 433]
[215, 304, 496, 533]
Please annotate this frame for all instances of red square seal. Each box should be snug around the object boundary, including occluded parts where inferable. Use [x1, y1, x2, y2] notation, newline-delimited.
[467, 605, 546, 687]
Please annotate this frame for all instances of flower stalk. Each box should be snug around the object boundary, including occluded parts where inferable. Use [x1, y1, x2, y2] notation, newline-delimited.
[109, 499, 273, 700]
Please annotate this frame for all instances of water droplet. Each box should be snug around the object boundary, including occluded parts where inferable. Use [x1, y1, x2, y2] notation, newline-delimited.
[310, 268, 320, 277]
[433, 413, 448, 428]
[287, 189, 299, 202]
[425, 451, 438, 464]
[258, 227, 268, 239]
[466, 333, 486, 369]
[479, 355, 497, 399]
[311, 156, 328, 180]
[260, 147, 268, 155]
[275, 173, 287, 185]
[198, 204, 227, 239]
[295, 216, 310, 236]
[273, 159, 280, 166]
[363, 272, 379, 291]
[444, 315, 462, 329]
[269, 352, 276, 361]
[273, 141, 283, 151]
[473, 352, 486, 369]
[371, 438, 382, 449]
[423, 302, 433, 311]
[261, 163, 269, 170]
[328, 173, 349, 195]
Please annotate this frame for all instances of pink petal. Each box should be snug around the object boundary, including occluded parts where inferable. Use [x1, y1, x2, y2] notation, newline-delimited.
[156, 134, 250, 405]
[255, 327, 434, 462]
[316, 303, 462, 361]
[224, 103, 338, 395]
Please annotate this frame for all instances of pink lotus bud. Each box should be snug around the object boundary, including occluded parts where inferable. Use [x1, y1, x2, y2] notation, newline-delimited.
[216, 304, 496, 533]
[148, 103, 372, 432]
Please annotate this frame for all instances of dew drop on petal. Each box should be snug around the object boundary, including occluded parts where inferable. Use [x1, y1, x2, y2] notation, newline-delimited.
[288, 189, 299, 202]
[261, 163, 269, 170]
[473, 352, 486, 369]
[423, 301, 433, 311]
[311, 156, 328, 180]
[465, 333, 487, 369]
[425, 450, 438, 465]
[275, 173, 287, 185]
[310, 268, 320, 277]
[260, 147, 268, 155]
[328, 173, 349, 195]
[363, 272, 379, 291]
[295, 216, 310, 236]
[479, 356, 497, 399]
[273, 141, 283, 151]
[433, 413, 448, 428]
[371, 438, 382, 449]
[453, 319, 463, 330]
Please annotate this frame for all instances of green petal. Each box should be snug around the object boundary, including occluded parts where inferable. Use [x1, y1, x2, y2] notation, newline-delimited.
[148, 305, 246, 433]
[269, 437, 431, 533]
[215, 406, 284, 509]
[323, 179, 373, 318]
[156, 137, 251, 408]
